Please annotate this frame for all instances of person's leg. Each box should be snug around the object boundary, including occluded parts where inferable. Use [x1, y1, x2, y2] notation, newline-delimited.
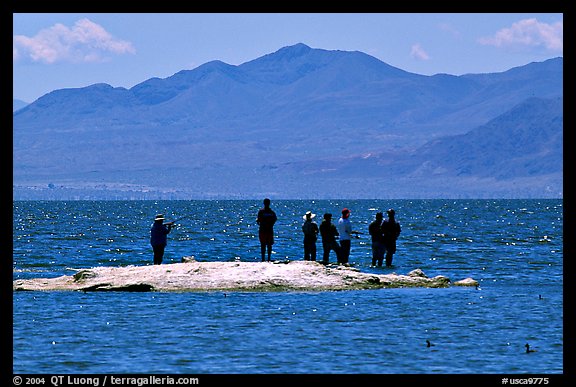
[310, 241, 317, 261]
[385, 251, 393, 267]
[153, 245, 164, 265]
[371, 243, 377, 266]
[377, 243, 385, 267]
[346, 240, 351, 263]
[304, 239, 310, 260]
[340, 240, 351, 264]
[268, 234, 274, 262]
[153, 246, 159, 265]
[322, 242, 330, 263]
[259, 232, 266, 261]
[333, 241, 342, 263]
[385, 242, 396, 267]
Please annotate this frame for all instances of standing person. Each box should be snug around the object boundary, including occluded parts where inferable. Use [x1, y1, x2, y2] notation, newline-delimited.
[319, 213, 340, 264]
[382, 209, 402, 267]
[369, 212, 386, 267]
[337, 208, 355, 264]
[150, 214, 174, 265]
[302, 211, 319, 261]
[257, 198, 277, 262]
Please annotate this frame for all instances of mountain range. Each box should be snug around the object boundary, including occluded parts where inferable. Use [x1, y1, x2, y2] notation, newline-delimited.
[13, 99, 28, 112]
[13, 43, 563, 199]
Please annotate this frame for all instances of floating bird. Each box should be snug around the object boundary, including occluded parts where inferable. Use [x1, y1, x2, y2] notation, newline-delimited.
[539, 294, 543, 300]
[426, 340, 435, 348]
[525, 343, 537, 353]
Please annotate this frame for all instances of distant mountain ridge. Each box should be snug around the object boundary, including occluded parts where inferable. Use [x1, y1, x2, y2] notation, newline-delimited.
[13, 99, 28, 112]
[291, 96, 562, 178]
[413, 96, 563, 179]
[13, 43, 563, 199]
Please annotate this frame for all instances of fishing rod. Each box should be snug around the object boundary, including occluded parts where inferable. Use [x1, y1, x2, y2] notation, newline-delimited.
[165, 215, 190, 227]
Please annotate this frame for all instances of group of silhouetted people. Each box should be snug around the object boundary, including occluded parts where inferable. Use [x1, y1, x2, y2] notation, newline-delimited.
[302, 206, 401, 267]
[368, 209, 401, 267]
[258, 198, 401, 267]
[150, 198, 401, 267]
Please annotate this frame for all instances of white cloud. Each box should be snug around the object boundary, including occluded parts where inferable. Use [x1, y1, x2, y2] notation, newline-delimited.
[438, 23, 462, 39]
[478, 18, 563, 53]
[13, 18, 136, 64]
[410, 43, 430, 61]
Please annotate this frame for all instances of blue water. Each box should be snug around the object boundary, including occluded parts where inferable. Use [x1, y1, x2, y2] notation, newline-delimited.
[12, 199, 563, 374]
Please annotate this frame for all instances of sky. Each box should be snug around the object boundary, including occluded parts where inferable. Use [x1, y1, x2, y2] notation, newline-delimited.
[13, 13, 563, 103]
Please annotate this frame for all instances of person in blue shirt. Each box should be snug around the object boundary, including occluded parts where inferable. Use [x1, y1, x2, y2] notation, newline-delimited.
[150, 214, 174, 265]
[337, 208, 359, 264]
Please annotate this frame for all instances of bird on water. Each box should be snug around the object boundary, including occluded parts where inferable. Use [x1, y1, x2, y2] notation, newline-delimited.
[525, 343, 537, 353]
[426, 340, 435, 348]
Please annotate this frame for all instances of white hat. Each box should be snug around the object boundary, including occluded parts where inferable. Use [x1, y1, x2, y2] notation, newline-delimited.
[303, 211, 316, 220]
[154, 214, 165, 221]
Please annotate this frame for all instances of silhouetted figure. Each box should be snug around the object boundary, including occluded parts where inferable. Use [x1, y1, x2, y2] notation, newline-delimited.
[319, 213, 341, 264]
[426, 340, 435, 348]
[525, 343, 537, 353]
[369, 212, 385, 267]
[302, 211, 319, 261]
[382, 209, 401, 267]
[257, 198, 277, 262]
[150, 214, 174, 265]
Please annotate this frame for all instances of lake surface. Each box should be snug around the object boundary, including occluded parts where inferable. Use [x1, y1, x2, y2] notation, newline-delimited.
[12, 199, 563, 374]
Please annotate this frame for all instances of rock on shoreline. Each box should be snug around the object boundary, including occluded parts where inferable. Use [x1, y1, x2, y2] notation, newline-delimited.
[12, 260, 477, 292]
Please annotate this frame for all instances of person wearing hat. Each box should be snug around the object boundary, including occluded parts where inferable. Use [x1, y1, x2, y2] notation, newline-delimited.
[369, 212, 386, 267]
[150, 214, 174, 265]
[302, 211, 319, 261]
[337, 208, 356, 264]
[381, 209, 401, 267]
[319, 213, 341, 264]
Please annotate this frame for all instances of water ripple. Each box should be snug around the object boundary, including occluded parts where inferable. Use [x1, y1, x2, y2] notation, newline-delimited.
[12, 199, 563, 374]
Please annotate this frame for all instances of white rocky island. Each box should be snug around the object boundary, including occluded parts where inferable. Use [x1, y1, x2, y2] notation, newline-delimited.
[13, 259, 478, 292]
